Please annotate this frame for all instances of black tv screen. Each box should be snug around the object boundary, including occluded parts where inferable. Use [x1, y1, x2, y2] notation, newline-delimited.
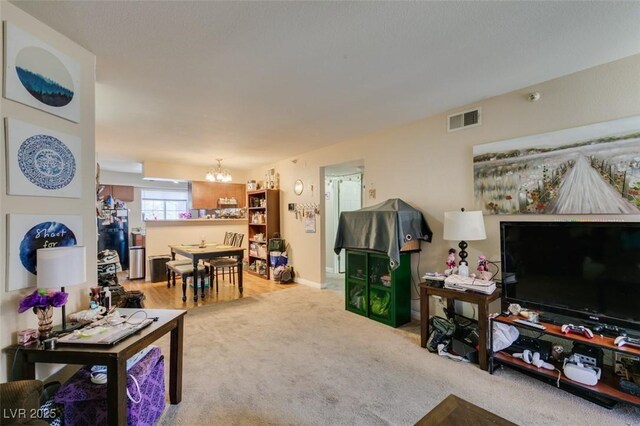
[500, 221, 640, 329]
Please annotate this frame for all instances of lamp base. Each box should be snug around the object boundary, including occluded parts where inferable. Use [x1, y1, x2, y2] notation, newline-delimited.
[458, 240, 469, 265]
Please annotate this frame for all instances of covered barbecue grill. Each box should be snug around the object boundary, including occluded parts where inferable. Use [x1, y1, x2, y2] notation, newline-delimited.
[333, 198, 432, 269]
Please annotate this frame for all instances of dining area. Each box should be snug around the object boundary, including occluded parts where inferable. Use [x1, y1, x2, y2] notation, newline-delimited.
[166, 232, 245, 302]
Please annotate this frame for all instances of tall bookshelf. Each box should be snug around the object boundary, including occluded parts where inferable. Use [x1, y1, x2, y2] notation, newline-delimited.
[247, 189, 280, 279]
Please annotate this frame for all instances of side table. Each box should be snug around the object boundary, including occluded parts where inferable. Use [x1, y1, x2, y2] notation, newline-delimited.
[420, 281, 501, 371]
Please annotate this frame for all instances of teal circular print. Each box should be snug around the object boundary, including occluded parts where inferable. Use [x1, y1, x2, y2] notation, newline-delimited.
[18, 134, 76, 190]
[15, 46, 74, 107]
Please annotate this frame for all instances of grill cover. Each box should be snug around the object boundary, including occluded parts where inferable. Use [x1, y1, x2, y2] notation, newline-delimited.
[334, 198, 432, 269]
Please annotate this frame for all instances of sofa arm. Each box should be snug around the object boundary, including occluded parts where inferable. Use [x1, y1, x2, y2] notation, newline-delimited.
[0, 380, 48, 425]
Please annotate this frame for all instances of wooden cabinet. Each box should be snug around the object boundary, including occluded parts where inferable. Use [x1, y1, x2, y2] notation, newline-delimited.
[189, 181, 246, 209]
[345, 250, 411, 327]
[420, 283, 501, 371]
[247, 189, 280, 279]
[100, 185, 134, 202]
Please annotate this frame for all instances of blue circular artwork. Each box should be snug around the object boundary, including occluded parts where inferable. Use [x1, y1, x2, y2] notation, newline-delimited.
[16, 46, 74, 107]
[17, 134, 76, 190]
[19, 222, 77, 275]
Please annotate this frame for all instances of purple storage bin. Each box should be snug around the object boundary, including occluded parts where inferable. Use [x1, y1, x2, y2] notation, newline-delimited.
[54, 347, 165, 425]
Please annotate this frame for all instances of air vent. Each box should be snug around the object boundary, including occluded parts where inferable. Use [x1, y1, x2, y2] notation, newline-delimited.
[447, 107, 481, 132]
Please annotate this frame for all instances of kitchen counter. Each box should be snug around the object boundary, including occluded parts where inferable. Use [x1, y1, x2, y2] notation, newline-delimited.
[145, 218, 247, 226]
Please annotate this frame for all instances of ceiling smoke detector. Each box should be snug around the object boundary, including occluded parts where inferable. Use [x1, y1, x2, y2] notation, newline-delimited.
[527, 92, 541, 102]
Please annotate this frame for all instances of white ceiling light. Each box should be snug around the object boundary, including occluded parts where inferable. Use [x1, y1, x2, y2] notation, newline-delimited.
[205, 158, 232, 182]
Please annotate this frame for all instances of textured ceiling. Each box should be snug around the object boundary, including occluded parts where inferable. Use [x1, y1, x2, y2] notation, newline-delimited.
[11, 1, 640, 172]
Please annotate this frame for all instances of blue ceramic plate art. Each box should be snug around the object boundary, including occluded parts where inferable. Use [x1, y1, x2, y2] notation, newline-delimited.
[15, 46, 74, 107]
[19, 221, 77, 274]
[17, 134, 76, 190]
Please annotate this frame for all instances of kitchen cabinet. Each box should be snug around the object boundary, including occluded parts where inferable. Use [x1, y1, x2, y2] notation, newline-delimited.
[100, 185, 134, 202]
[190, 181, 246, 209]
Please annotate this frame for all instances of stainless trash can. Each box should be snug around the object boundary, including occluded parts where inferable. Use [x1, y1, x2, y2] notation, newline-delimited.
[149, 255, 171, 282]
[129, 246, 145, 279]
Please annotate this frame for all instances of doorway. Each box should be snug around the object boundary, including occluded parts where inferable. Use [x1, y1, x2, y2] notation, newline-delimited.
[323, 160, 364, 292]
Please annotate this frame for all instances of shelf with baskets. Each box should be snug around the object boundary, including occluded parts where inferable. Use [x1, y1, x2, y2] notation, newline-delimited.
[247, 189, 280, 279]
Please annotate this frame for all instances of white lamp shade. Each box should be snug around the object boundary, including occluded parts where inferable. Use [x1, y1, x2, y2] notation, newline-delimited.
[37, 246, 86, 289]
[443, 210, 486, 241]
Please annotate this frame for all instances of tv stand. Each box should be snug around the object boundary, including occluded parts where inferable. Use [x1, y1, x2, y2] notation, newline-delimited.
[490, 314, 640, 408]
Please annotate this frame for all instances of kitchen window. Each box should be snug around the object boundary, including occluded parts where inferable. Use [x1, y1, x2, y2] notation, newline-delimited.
[141, 189, 188, 220]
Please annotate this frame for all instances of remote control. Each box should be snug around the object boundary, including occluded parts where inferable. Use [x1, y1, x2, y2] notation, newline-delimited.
[513, 319, 546, 330]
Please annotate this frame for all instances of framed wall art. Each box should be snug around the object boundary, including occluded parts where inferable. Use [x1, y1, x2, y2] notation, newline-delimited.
[473, 115, 640, 215]
[6, 214, 83, 291]
[5, 118, 81, 198]
[3, 22, 81, 123]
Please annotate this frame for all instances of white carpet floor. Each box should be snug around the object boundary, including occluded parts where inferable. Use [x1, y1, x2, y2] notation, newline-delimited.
[155, 285, 640, 425]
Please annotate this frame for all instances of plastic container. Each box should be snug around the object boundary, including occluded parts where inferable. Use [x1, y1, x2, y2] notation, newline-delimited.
[148, 255, 171, 282]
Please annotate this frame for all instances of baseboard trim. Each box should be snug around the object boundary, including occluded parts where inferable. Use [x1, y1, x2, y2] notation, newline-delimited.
[295, 277, 323, 289]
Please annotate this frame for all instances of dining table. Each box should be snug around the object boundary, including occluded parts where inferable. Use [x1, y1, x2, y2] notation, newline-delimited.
[169, 242, 246, 299]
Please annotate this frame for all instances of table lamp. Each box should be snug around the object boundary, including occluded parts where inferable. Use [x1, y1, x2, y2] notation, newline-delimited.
[37, 246, 87, 332]
[443, 208, 486, 266]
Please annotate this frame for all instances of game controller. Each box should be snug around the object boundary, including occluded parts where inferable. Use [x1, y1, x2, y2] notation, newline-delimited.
[592, 324, 625, 337]
[561, 324, 593, 339]
[614, 336, 640, 349]
[513, 350, 555, 370]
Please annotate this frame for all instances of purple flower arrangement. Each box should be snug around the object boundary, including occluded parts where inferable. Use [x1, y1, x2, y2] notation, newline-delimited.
[18, 289, 68, 313]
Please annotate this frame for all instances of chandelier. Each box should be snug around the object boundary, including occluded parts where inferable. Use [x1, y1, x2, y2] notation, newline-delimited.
[205, 159, 232, 182]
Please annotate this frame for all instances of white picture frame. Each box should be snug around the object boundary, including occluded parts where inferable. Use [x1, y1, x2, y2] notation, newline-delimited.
[5, 118, 81, 198]
[3, 21, 81, 123]
[6, 214, 83, 291]
[473, 115, 640, 215]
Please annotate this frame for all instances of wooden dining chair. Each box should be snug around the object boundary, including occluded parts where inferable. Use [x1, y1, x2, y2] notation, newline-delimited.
[222, 231, 235, 246]
[207, 233, 244, 290]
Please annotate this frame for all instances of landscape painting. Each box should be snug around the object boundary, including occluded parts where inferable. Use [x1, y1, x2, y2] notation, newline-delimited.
[3, 22, 80, 123]
[473, 116, 640, 215]
[6, 118, 81, 198]
[6, 214, 83, 291]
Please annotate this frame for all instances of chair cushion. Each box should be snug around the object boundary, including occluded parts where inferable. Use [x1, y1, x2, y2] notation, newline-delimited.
[166, 259, 191, 268]
[167, 263, 205, 275]
[208, 258, 238, 267]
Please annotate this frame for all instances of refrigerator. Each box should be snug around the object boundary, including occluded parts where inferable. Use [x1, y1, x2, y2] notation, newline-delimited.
[98, 209, 129, 270]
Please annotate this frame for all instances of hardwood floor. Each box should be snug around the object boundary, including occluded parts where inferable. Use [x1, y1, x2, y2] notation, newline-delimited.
[120, 271, 297, 310]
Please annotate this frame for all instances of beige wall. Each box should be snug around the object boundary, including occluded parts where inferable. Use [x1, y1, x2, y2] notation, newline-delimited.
[143, 160, 249, 184]
[0, 3, 96, 381]
[144, 220, 247, 280]
[250, 54, 640, 308]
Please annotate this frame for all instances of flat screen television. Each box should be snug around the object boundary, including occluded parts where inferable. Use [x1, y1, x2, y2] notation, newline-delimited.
[500, 221, 640, 331]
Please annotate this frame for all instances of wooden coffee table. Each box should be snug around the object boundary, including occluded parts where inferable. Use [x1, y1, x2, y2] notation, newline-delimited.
[415, 394, 516, 425]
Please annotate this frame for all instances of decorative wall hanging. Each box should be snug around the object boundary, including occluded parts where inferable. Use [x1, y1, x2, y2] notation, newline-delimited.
[3, 22, 81, 123]
[6, 118, 81, 198]
[473, 115, 640, 215]
[6, 214, 83, 291]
